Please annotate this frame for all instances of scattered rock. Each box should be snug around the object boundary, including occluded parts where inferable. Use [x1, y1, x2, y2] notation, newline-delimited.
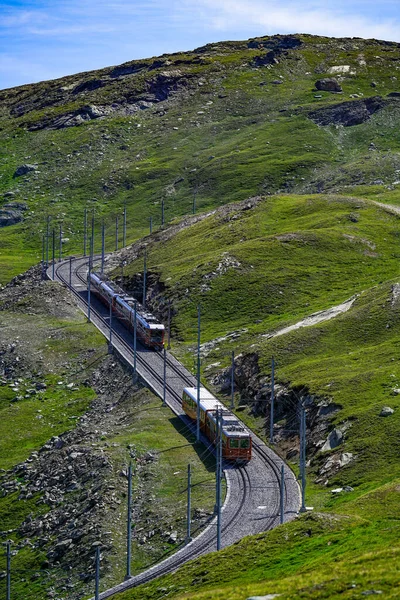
[0, 208, 24, 227]
[379, 406, 394, 417]
[327, 65, 351, 74]
[168, 531, 178, 543]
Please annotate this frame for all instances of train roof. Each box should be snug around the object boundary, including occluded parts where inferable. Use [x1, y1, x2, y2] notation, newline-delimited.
[183, 387, 250, 438]
[92, 273, 165, 331]
[184, 387, 224, 411]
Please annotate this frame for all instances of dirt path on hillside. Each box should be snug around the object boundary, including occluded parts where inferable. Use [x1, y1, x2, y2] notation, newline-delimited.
[264, 295, 358, 339]
[373, 200, 400, 216]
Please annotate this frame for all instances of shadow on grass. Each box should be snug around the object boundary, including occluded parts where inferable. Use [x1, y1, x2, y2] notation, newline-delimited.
[167, 415, 216, 473]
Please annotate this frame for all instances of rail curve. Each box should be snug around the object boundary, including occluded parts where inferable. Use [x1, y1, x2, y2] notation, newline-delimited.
[47, 256, 300, 598]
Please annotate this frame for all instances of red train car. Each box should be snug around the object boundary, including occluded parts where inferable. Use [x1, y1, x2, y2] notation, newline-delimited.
[89, 272, 165, 350]
[182, 387, 252, 462]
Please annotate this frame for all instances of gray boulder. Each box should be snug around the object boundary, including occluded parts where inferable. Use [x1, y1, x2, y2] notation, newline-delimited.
[379, 406, 394, 417]
[14, 164, 38, 177]
[246, 595, 281, 600]
[315, 78, 343, 92]
[0, 208, 23, 227]
[322, 428, 343, 452]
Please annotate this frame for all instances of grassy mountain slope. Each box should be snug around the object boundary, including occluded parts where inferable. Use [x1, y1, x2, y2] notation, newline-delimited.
[116, 194, 400, 492]
[1, 34, 400, 284]
[108, 193, 400, 599]
[0, 272, 218, 599]
[114, 483, 400, 599]
[1, 32, 400, 599]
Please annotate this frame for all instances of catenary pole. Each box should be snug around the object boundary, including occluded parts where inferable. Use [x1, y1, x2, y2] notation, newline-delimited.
[142, 249, 147, 309]
[300, 405, 306, 512]
[101, 220, 105, 275]
[91, 212, 95, 257]
[59, 223, 62, 262]
[270, 356, 275, 443]
[230, 351, 235, 409]
[41, 234, 45, 280]
[149, 216, 153, 234]
[133, 300, 137, 381]
[52, 228, 55, 280]
[115, 216, 119, 251]
[108, 301, 113, 354]
[280, 464, 285, 524]
[46, 215, 50, 267]
[217, 409, 222, 551]
[163, 347, 167, 406]
[6, 541, 11, 600]
[125, 462, 132, 580]
[186, 464, 192, 543]
[83, 208, 87, 256]
[87, 238, 92, 323]
[123, 201, 127, 248]
[215, 408, 220, 513]
[161, 198, 165, 226]
[196, 305, 201, 442]
[69, 256, 72, 288]
[167, 300, 171, 350]
[301, 407, 307, 511]
[95, 546, 100, 600]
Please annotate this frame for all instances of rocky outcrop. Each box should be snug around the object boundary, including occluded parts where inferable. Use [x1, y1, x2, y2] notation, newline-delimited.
[321, 428, 343, 451]
[248, 34, 302, 51]
[0, 201, 28, 227]
[145, 70, 190, 102]
[28, 104, 113, 131]
[211, 351, 351, 480]
[250, 35, 302, 68]
[309, 96, 385, 127]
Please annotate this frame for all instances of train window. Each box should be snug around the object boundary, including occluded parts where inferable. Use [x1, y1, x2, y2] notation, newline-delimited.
[240, 438, 250, 449]
[151, 330, 163, 342]
[229, 439, 239, 448]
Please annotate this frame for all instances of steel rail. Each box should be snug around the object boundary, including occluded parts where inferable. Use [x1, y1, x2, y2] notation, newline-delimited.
[48, 256, 300, 599]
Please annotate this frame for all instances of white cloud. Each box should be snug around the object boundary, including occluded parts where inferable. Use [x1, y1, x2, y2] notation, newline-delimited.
[1, 0, 399, 89]
[187, 0, 400, 41]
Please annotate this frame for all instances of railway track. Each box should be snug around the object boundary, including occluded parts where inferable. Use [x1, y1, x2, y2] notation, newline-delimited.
[49, 256, 300, 598]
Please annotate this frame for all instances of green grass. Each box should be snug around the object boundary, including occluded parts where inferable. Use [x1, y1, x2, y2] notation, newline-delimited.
[111, 482, 400, 600]
[0, 290, 220, 599]
[95, 390, 220, 589]
[121, 194, 400, 340]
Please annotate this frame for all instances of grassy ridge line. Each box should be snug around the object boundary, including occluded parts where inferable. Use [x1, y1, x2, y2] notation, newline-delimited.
[120, 193, 400, 342]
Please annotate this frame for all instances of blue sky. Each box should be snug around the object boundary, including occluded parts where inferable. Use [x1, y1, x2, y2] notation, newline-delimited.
[1, 0, 399, 90]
